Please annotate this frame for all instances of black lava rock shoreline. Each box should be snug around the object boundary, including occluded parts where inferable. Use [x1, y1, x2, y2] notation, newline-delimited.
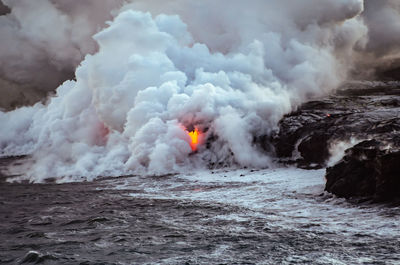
[272, 81, 400, 202]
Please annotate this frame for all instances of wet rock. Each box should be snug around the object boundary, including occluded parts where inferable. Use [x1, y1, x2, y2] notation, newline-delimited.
[325, 140, 400, 201]
[297, 133, 330, 166]
[272, 82, 400, 201]
[272, 82, 400, 169]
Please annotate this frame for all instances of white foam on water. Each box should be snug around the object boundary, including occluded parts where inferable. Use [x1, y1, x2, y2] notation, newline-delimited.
[110, 168, 400, 239]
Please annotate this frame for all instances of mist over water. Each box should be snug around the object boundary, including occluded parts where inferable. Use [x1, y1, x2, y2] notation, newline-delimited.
[0, 0, 400, 182]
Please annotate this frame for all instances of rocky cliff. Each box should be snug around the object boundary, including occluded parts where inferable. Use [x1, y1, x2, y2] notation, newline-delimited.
[272, 81, 400, 202]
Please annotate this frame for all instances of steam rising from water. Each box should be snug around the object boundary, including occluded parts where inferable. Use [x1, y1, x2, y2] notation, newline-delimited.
[0, 0, 399, 182]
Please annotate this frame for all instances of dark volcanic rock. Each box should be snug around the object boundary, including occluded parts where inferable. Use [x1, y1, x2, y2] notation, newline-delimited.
[272, 82, 400, 169]
[272, 81, 400, 201]
[325, 139, 400, 202]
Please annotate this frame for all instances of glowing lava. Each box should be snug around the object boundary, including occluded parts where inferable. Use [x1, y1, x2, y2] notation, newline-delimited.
[187, 128, 201, 151]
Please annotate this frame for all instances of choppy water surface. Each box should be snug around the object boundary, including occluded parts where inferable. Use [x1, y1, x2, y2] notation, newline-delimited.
[1, 167, 399, 264]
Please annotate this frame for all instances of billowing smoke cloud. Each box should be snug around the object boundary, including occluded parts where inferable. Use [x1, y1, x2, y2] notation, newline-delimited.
[0, 0, 399, 182]
[0, 0, 123, 110]
[362, 0, 400, 57]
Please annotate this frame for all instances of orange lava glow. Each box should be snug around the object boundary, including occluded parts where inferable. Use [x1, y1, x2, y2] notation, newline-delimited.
[187, 128, 201, 151]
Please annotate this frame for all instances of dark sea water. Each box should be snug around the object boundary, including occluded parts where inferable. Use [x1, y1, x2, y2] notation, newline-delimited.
[1, 160, 399, 264]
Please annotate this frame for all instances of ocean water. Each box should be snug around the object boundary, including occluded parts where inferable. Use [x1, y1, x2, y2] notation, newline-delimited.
[1, 167, 399, 264]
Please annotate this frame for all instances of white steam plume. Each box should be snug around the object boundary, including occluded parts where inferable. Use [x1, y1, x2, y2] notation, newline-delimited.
[362, 0, 400, 57]
[0, 0, 123, 109]
[351, 0, 400, 75]
[0, 0, 398, 182]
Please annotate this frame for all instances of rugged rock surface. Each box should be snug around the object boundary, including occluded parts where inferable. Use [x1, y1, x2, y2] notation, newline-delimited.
[272, 82, 400, 167]
[325, 139, 400, 202]
[272, 81, 400, 201]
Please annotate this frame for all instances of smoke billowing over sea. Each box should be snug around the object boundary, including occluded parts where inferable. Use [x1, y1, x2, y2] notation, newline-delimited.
[1, 0, 400, 182]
